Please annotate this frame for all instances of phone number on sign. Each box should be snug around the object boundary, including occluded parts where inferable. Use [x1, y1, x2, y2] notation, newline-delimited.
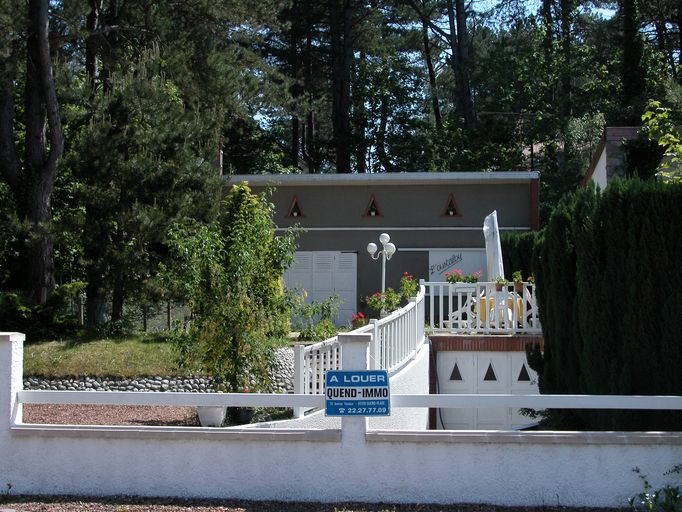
[342, 407, 388, 414]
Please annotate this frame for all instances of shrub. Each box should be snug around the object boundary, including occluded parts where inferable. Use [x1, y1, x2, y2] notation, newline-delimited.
[163, 183, 297, 392]
[529, 180, 682, 430]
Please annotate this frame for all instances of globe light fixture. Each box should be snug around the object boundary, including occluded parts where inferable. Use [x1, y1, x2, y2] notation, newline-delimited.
[367, 233, 397, 293]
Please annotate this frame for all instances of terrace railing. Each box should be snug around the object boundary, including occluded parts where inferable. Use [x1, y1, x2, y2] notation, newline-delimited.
[292, 284, 426, 417]
[425, 281, 541, 335]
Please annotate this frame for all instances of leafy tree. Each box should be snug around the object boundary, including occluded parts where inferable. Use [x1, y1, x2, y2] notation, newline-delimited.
[642, 87, 682, 183]
[71, 54, 219, 325]
[165, 183, 297, 392]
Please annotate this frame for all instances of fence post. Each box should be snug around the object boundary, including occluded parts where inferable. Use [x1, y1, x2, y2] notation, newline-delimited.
[339, 333, 371, 442]
[166, 301, 172, 330]
[370, 319, 380, 370]
[0, 332, 25, 428]
[293, 344, 305, 418]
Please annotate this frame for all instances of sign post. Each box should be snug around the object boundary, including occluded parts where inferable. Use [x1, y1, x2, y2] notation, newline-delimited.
[325, 369, 390, 416]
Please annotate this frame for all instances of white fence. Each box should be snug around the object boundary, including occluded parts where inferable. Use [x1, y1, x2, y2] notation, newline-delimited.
[425, 281, 541, 334]
[2, 332, 682, 507]
[292, 284, 426, 417]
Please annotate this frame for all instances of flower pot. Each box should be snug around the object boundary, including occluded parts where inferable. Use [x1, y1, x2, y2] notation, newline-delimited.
[495, 283, 504, 292]
[230, 407, 254, 425]
[514, 282, 524, 293]
[196, 406, 227, 427]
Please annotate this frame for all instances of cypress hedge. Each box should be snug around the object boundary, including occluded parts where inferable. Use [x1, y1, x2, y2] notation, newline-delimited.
[501, 231, 539, 281]
[528, 180, 682, 430]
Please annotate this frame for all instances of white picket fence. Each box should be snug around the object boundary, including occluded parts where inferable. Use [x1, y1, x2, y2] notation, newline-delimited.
[292, 284, 426, 417]
[425, 281, 541, 334]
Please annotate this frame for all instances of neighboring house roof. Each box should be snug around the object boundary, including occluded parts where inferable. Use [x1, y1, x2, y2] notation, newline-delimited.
[582, 127, 642, 188]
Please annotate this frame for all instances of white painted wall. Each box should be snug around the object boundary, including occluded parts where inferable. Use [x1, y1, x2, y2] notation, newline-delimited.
[2, 333, 682, 507]
[591, 147, 608, 190]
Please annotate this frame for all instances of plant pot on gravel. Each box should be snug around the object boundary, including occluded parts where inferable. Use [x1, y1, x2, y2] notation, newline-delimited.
[196, 406, 227, 427]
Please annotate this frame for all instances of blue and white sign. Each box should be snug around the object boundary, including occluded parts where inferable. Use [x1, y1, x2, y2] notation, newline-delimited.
[325, 370, 390, 416]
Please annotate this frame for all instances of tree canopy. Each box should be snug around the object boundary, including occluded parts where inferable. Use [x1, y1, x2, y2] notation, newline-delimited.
[0, 0, 679, 319]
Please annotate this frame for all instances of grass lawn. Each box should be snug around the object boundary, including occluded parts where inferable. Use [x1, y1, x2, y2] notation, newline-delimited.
[23, 334, 182, 378]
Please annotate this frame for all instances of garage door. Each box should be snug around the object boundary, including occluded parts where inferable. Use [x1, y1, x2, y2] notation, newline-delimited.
[283, 251, 357, 326]
[436, 351, 538, 430]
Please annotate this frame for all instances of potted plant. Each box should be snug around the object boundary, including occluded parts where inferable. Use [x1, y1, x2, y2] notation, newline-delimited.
[197, 404, 227, 427]
[494, 276, 508, 291]
[512, 271, 524, 293]
[399, 272, 419, 300]
[351, 311, 368, 329]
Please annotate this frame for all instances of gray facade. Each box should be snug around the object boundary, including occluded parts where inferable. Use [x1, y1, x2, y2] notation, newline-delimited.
[228, 172, 539, 320]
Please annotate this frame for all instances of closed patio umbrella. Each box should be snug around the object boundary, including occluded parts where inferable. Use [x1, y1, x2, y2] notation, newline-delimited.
[483, 210, 504, 281]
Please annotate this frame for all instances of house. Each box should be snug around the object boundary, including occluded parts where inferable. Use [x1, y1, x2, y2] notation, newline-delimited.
[229, 171, 540, 325]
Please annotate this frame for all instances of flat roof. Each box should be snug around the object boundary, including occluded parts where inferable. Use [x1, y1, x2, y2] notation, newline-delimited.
[227, 171, 539, 187]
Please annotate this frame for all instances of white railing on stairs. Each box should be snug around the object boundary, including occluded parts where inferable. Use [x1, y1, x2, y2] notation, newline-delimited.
[293, 283, 426, 418]
[425, 281, 541, 334]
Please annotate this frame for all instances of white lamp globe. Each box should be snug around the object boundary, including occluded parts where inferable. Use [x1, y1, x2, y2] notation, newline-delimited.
[379, 233, 390, 245]
[367, 242, 378, 256]
[385, 242, 396, 257]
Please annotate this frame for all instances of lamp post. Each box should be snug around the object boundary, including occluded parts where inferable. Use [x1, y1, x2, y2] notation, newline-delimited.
[367, 233, 397, 293]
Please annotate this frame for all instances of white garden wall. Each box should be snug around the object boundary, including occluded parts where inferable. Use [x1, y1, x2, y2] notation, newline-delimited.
[2, 332, 681, 507]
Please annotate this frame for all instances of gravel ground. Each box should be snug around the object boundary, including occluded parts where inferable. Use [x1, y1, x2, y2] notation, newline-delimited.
[0, 498, 614, 512]
[22, 404, 200, 426]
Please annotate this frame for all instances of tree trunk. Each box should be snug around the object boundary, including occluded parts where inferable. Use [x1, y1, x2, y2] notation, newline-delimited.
[84, 205, 107, 326]
[290, 115, 300, 168]
[85, 0, 103, 92]
[446, 0, 474, 127]
[620, 0, 646, 120]
[329, 0, 353, 173]
[0, 59, 20, 196]
[454, 0, 474, 125]
[302, 33, 318, 173]
[377, 97, 394, 173]
[24, 0, 64, 303]
[111, 270, 124, 322]
[353, 51, 368, 173]
[421, 17, 442, 131]
[558, 0, 573, 118]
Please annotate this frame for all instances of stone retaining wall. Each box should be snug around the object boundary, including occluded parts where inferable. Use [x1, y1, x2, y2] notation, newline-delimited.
[23, 348, 294, 394]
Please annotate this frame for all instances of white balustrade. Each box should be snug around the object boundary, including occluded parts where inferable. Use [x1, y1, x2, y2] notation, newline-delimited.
[425, 281, 541, 334]
[293, 284, 426, 417]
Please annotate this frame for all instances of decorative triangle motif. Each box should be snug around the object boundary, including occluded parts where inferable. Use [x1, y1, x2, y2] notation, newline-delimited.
[518, 364, 531, 382]
[441, 193, 460, 217]
[363, 194, 382, 217]
[483, 363, 497, 381]
[287, 196, 303, 218]
[449, 363, 463, 381]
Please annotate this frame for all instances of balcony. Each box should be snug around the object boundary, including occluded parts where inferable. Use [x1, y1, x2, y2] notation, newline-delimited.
[424, 281, 542, 335]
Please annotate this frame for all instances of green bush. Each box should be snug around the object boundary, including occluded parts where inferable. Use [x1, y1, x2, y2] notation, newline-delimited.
[0, 281, 84, 339]
[501, 231, 539, 281]
[163, 183, 297, 392]
[293, 294, 341, 342]
[529, 180, 682, 430]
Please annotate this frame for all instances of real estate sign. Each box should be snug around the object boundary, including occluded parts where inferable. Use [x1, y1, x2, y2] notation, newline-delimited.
[325, 370, 390, 416]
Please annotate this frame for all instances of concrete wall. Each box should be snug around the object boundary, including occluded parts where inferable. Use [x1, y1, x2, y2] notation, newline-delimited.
[3, 333, 682, 507]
